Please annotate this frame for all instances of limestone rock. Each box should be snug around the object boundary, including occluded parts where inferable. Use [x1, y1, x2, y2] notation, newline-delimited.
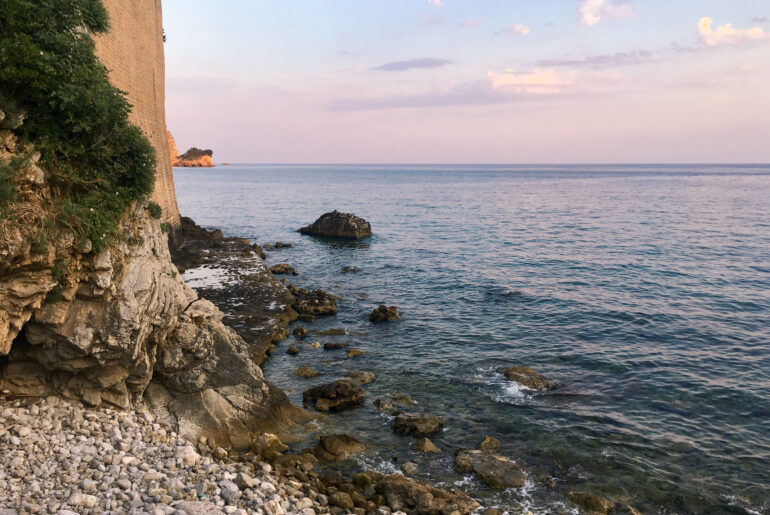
[373, 474, 479, 515]
[478, 435, 501, 452]
[414, 437, 441, 453]
[298, 210, 372, 239]
[567, 492, 615, 514]
[294, 366, 321, 378]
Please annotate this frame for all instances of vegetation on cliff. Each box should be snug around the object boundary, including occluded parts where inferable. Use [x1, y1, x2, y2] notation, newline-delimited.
[0, 0, 156, 251]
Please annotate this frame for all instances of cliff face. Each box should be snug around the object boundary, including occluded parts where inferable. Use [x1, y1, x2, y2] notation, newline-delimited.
[94, 0, 180, 227]
[0, 1, 301, 448]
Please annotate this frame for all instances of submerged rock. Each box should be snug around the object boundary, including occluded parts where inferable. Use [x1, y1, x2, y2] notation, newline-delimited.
[501, 366, 556, 391]
[346, 348, 364, 358]
[454, 449, 528, 489]
[292, 326, 309, 339]
[392, 393, 416, 407]
[478, 435, 501, 452]
[345, 370, 376, 385]
[373, 398, 397, 414]
[400, 461, 418, 475]
[316, 328, 348, 336]
[323, 342, 348, 350]
[294, 366, 321, 378]
[369, 304, 400, 322]
[312, 434, 367, 461]
[303, 380, 366, 412]
[414, 437, 441, 454]
[567, 491, 615, 514]
[269, 263, 298, 275]
[298, 210, 372, 239]
[340, 266, 360, 274]
[393, 413, 444, 436]
[286, 346, 300, 355]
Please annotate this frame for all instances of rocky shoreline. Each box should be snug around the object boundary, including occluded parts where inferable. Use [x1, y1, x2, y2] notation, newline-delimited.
[1, 213, 628, 515]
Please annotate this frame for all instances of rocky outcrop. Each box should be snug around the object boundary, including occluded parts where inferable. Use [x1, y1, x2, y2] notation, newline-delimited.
[173, 147, 216, 168]
[453, 449, 528, 489]
[298, 210, 372, 239]
[393, 413, 445, 436]
[288, 285, 338, 317]
[369, 304, 400, 322]
[302, 380, 365, 412]
[373, 474, 480, 515]
[312, 434, 367, 462]
[501, 366, 556, 391]
[0, 125, 301, 450]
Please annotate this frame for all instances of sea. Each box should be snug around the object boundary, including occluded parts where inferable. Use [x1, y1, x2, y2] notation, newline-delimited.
[175, 164, 770, 514]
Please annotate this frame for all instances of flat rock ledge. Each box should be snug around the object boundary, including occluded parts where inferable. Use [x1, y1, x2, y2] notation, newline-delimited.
[298, 211, 372, 240]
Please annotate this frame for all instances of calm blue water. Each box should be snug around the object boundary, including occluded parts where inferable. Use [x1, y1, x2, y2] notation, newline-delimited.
[176, 164, 770, 514]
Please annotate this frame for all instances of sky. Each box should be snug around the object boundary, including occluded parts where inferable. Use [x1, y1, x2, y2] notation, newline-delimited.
[162, 0, 770, 164]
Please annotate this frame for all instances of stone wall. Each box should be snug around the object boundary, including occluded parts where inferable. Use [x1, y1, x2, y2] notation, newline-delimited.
[94, 0, 180, 226]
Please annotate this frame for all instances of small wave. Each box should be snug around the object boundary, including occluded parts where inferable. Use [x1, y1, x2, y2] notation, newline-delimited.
[471, 365, 539, 406]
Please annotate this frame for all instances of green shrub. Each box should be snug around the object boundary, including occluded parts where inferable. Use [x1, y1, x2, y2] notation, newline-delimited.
[0, 0, 156, 251]
[160, 222, 170, 234]
[147, 201, 162, 219]
[30, 231, 48, 254]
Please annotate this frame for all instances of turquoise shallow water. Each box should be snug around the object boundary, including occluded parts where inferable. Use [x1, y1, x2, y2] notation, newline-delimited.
[176, 164, 770, 514]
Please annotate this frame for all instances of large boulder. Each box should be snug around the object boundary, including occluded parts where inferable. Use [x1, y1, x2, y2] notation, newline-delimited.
[312, 434, 367, 461]
[501, 366, 556, 391]
[373, 474, 479, 515]
[453, 449, 528, 489]
[298, 210, 372, 239]
[393, 413, 444, 436]
[303, 380, 366, 412]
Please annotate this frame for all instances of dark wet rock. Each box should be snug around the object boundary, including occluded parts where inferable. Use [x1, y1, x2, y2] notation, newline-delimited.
[400, 461, 418, 475]
[392, 393, 416, 407]
[373, 474, 479, 515]
[250, 433, 289, 460]
[263, 243, 275, 251]
[567, 492, 615, 514]
[536, 475, 557, 488]
[287, 346, 300, 355]
[317, 328, 349, 336]
[299, 314, 316, 323]
[340, 266, 360, 274]
[414, 437, 441, 454]
[293, 326, 309, 339]
[346, 348, 364, 358]
[294, 366, 321, 378]
[303, 380, 366, 412]
[393, 413, 444, 436]
[252, 243, 267, 260]
[299, 210, 372, 239]
[275, 241, 292, 249]
[270, 263, 298, 275]
[478, 435, 501, 452]
[501, 366, 556, 391]
[369, 305, 400, 323]
[345, 370, 376, 385]
[288, 285, 339, 316]
[313, 434, 367, 461]
[454, 449, 528, 489]
[324, 342, 349, 350]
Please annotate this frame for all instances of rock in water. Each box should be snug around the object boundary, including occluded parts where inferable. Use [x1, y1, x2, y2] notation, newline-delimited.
[312, 434, 367, 461]
[501, 366, 556, 391]
[478, 435, 502, 452]
[298, 210, 372, 239]
[270, 263, 298, 275]
[369, 305, 400, 322]
[414, 437, 441, 453]
[345, 370, 376, 384]
[567, 492, 615, 514]
[454, 449, 528, 489]
[294, 366, 320, 378]
[288, 285, 338, 316]
[373, 474, 480, 514]
[302, 380, 366, 412]
[392, 413, 445, 436]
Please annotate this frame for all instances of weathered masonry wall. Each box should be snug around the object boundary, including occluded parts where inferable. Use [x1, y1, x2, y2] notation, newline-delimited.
[94, 0, 180, 226]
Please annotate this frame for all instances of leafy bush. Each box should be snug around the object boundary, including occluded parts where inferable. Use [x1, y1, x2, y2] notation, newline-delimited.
[0, 0, 156, 251]
[147, 201, 162, 219]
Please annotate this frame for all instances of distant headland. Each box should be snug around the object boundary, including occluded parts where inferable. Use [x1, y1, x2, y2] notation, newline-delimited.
[167, 129, 215, 167]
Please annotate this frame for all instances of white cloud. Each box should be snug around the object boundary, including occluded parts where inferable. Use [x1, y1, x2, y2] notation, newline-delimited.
[579, 0, 635, 27]
[500, 24, 531, 36]
[427, 0, 443, 7]
[698, 17, 769, 46]
[487, 69, 574, 94]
